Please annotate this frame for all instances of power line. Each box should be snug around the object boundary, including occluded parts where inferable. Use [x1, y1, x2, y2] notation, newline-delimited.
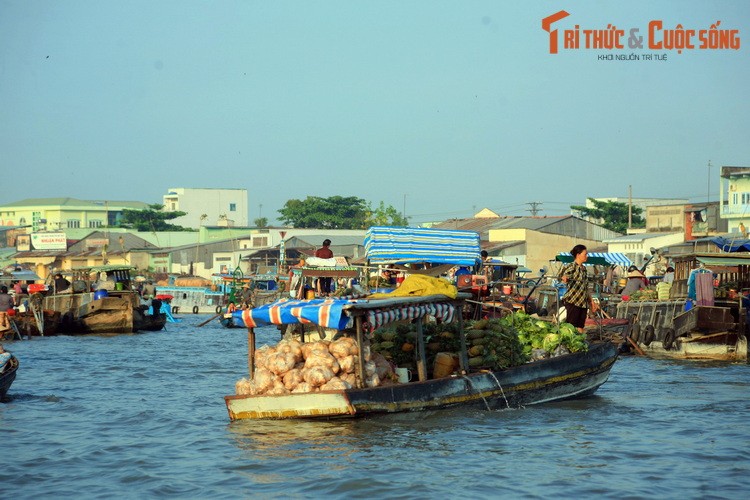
[526, 202, 543, 216]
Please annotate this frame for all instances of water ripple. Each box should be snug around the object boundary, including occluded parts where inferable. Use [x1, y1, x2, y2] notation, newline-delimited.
[2, 324, 750, 497]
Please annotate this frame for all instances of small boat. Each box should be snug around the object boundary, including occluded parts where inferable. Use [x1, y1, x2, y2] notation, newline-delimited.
[154, 281, 225, 315]
[224, 293, 618, 420]
[219, 273, 286, 328]
[1, 355, 19, 400]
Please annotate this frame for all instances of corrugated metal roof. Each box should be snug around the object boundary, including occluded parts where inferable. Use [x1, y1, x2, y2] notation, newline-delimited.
[1, 197, 149, 209]
[432, 215, 621, 241]
[603, 232, 676, 243]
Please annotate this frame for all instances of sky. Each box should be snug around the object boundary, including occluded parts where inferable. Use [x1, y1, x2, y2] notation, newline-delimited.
[1, 0, 748, 226]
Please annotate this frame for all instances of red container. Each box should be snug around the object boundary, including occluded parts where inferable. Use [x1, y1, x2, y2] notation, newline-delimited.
[27, 284, 47, 294]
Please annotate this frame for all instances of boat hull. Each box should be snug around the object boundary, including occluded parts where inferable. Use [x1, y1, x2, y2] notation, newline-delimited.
[1, 356, 19, 400]
[225, 342, 618, 420]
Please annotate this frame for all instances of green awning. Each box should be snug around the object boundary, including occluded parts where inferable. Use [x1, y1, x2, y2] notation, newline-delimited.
[696, 255, 750, 267]
[555, 255, 609, 266]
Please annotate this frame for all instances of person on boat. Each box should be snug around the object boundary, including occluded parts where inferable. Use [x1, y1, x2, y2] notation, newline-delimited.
[0, 286, 15, 333]
[0, 344, 11, 373]
[54, 273, 71, 293]
[662, 266, 675, 284]
[621, 269, 647, 296]
[558, 244, 598, 333]
[315, 239, 334, 296]
[626, 265, 649, 287]
[150, 297, 162, 316]
[227, 301, 237, 313]
[141, 281, 156, 300]
[240, 283, 253, 308]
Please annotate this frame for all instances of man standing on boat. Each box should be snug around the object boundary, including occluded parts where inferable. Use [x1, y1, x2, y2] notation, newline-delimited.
[142, 281, 156, 300]
[315, 239, 334, 296]
[558, 245, 598, 333]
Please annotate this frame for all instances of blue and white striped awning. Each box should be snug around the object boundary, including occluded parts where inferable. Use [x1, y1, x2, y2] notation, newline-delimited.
[557, 252, 632, 267]
[364, 226, 481, 266]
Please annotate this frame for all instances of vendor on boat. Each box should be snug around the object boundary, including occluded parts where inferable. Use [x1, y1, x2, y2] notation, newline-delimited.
[621, 269, 647, 296]
[54, 273, 71, 293]
[315, 239, 334, 296]
[558, 244, 598, 333]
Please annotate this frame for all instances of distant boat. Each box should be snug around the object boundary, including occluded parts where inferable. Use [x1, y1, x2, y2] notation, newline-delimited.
[43, 265, 166, 334]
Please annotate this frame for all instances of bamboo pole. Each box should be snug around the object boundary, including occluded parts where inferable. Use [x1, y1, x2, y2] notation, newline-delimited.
[456, 310, 469, 373]
[355, 316, 366, 388]
[247, 327, 256, 379]
[415, 319, 427, 382]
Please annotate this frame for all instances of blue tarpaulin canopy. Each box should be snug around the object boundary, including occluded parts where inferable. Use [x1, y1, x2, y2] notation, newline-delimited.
[710, 236, 750, 253]
[364, 226, 481, 267]
[556, 252, 632, 267]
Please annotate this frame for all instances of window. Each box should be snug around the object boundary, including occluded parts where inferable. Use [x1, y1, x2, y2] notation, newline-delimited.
[89, 220, 103, 228]
[229, 203, 236, 212]
[252, 236, 268, 247]
[67, 219, 80, 228]
[733, 193, 739, 204]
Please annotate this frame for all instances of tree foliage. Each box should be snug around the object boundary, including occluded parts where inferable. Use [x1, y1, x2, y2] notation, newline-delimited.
[278, 196, 408, 229]
[366, 201, 409, 227]
[254, 217, 269, 228]
[570, 198, 644, 234]
[119, 204, 193, 231]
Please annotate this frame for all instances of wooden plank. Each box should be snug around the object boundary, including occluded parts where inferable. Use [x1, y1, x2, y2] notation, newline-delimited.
[247, 328, 255, 379]
[415, 319, 427, 382]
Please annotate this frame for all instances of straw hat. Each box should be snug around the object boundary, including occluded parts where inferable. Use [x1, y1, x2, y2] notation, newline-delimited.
[627, 269, 644, 278]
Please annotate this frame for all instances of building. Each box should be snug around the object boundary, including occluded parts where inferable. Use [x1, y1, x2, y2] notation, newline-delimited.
[11, 230, 159, 280]
[645, 201, 726, 239]
[574, 196, 690, 228]
[433, 215, 620, 274]
[0, 198, 150, 234]
[603, 232, 685, 274]
[157, 229, 366, 278]
[718, 166, 750, 236]
[162, 188, 248, 229]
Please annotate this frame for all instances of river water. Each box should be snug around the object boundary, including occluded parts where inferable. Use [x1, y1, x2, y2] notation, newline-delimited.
[2, 315, 749, 499]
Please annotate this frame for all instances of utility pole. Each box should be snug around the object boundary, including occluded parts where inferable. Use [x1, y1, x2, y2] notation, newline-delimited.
[628, 185, 632, 229]
[527, 202, 542, 216]
[707, 160, 712, 232]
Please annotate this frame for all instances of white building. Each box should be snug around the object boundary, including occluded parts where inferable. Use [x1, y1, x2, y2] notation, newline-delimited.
[162, 188, 248, 229]
[604, 232, 685, 274]
[718, 166, 750, 236]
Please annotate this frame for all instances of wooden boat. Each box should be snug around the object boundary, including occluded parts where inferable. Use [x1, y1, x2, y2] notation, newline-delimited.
[219, 273, 287, 328]
[44, 266, 166, 334]
[224, 293, 619, 420]
[1, 355, 19, 400]
[10, 310, 62, 337]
